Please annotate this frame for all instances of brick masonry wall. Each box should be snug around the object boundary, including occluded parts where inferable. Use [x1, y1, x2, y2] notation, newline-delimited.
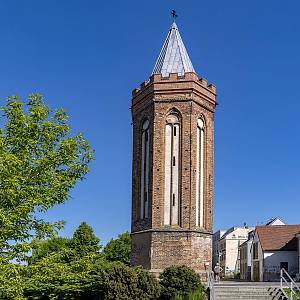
[131, 229, 212, 278]
[131, 72, 217, 274]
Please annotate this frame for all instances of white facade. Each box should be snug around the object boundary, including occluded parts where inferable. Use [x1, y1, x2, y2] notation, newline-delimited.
[219, 227, 254, 277]
[264, 251, 298, 280]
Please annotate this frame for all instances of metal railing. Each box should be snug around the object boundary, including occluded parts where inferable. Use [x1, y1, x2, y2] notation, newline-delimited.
[280, 268, 300, 300]
[207, 270, 215, 300]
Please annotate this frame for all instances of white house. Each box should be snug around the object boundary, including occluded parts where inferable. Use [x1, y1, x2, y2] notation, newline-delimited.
[219, 226, 254, 277]
[240, 217, 286, 281]
[251, 225, 300, 281]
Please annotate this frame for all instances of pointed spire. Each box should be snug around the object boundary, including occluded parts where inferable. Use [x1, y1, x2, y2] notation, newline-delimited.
[152, 22, 195, 77]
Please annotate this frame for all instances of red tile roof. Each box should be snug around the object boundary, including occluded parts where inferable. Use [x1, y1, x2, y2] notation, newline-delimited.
[256, 225, 300, 251]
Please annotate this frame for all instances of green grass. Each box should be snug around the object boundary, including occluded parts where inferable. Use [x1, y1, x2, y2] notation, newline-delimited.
[284, 288, 300, 300]
[173, 289, 207, 300]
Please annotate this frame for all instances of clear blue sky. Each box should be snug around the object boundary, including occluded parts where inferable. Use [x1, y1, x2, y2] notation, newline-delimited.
[1, 1, 300, 244]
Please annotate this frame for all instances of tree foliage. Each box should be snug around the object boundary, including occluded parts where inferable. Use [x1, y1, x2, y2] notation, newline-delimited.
[103, 232, 131, 265]
[0, 94, 93, 259]
[0, 261, 26, 300]
[0, 224, 205, 300]
[69, 222, 101, 257]
[28, 237, 69, 264]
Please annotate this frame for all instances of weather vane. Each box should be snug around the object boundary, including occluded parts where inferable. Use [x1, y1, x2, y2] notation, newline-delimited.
[171, 10, 178, 20]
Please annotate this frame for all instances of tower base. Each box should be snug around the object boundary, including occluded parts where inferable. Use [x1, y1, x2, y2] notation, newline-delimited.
[131, 229, 212, 278]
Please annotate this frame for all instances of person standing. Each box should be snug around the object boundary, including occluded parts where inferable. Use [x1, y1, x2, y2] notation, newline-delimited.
[214, 263, 223, 282]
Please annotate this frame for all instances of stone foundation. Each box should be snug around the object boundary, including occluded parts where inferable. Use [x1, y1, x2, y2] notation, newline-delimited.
[131, 229, 212, 278]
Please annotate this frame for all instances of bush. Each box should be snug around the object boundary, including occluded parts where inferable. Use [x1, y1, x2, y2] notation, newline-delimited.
[135, 267, 161, 300]
[159, 266, 204, 300]
[93, 263, 160, 300]
[23, 255, 160, 300]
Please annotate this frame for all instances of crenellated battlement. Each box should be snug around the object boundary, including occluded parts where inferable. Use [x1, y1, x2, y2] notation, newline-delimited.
[132, 72, 217, 97]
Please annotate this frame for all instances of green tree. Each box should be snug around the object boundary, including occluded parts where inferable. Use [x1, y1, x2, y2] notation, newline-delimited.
[103, 232, 131, 265]
[28, 236, 69, 264]
[0, 93, 93, 259]
[69, 222, 101, 257]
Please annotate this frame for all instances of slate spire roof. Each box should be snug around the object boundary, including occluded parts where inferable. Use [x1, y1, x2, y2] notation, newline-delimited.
[152, 22, 195, 77]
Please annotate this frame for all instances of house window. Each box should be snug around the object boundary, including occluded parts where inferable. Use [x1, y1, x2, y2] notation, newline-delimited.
[140, 119, 150, 219]
[164, 113, 180, 226]
[196, 118, 205, 227]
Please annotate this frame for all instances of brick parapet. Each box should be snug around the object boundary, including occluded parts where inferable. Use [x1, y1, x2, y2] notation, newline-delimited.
[132, 72, 217, 112]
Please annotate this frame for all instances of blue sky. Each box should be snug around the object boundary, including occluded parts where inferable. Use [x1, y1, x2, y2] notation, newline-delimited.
[1, 1, 300, 244]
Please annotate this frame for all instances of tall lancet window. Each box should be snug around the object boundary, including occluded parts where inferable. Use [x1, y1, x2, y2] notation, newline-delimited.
[140, 119, 150, 219]
[164, 114, 180, 226]
[196, 118, 205, 227]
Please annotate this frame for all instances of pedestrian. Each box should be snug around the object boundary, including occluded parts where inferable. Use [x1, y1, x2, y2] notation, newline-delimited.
[214, 263, 223, 282]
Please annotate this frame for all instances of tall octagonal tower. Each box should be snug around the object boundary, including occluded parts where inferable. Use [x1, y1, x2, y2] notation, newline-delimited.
[131, 22, 217, 276]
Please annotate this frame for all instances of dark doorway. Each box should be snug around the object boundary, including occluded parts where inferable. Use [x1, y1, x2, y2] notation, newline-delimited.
[280, 262, 289, 272]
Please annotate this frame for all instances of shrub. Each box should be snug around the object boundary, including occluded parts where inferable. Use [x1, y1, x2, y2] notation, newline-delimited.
[159, 266, 203, 299]
[91, 262, 160, 300]
[23, 253, 160, 300]
[135, 267, 161, 300]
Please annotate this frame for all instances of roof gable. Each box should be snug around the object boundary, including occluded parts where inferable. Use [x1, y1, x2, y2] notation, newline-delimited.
[256, 225, 300, 251]
[265, 217, 286, 226]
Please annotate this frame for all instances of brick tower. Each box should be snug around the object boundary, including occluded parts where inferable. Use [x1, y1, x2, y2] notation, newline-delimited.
[131, 22, 217, 276]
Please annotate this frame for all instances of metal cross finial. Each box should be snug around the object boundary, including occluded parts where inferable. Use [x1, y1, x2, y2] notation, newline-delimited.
[171, 10, 178, 20]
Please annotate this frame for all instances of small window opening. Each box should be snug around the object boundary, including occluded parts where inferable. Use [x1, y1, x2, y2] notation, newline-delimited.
[173, 156, 176, 166]
[172, 194, 175, 206]
[174, 127, 177, 136]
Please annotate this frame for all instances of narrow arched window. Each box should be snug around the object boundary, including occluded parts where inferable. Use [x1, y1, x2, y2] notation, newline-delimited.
[140, 119, 150, 219]
[196, 118, 205, 227]
[164, 114, 180, 226]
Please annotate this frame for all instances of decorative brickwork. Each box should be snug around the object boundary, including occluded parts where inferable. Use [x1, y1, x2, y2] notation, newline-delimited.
[131, 71, 217, 277]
